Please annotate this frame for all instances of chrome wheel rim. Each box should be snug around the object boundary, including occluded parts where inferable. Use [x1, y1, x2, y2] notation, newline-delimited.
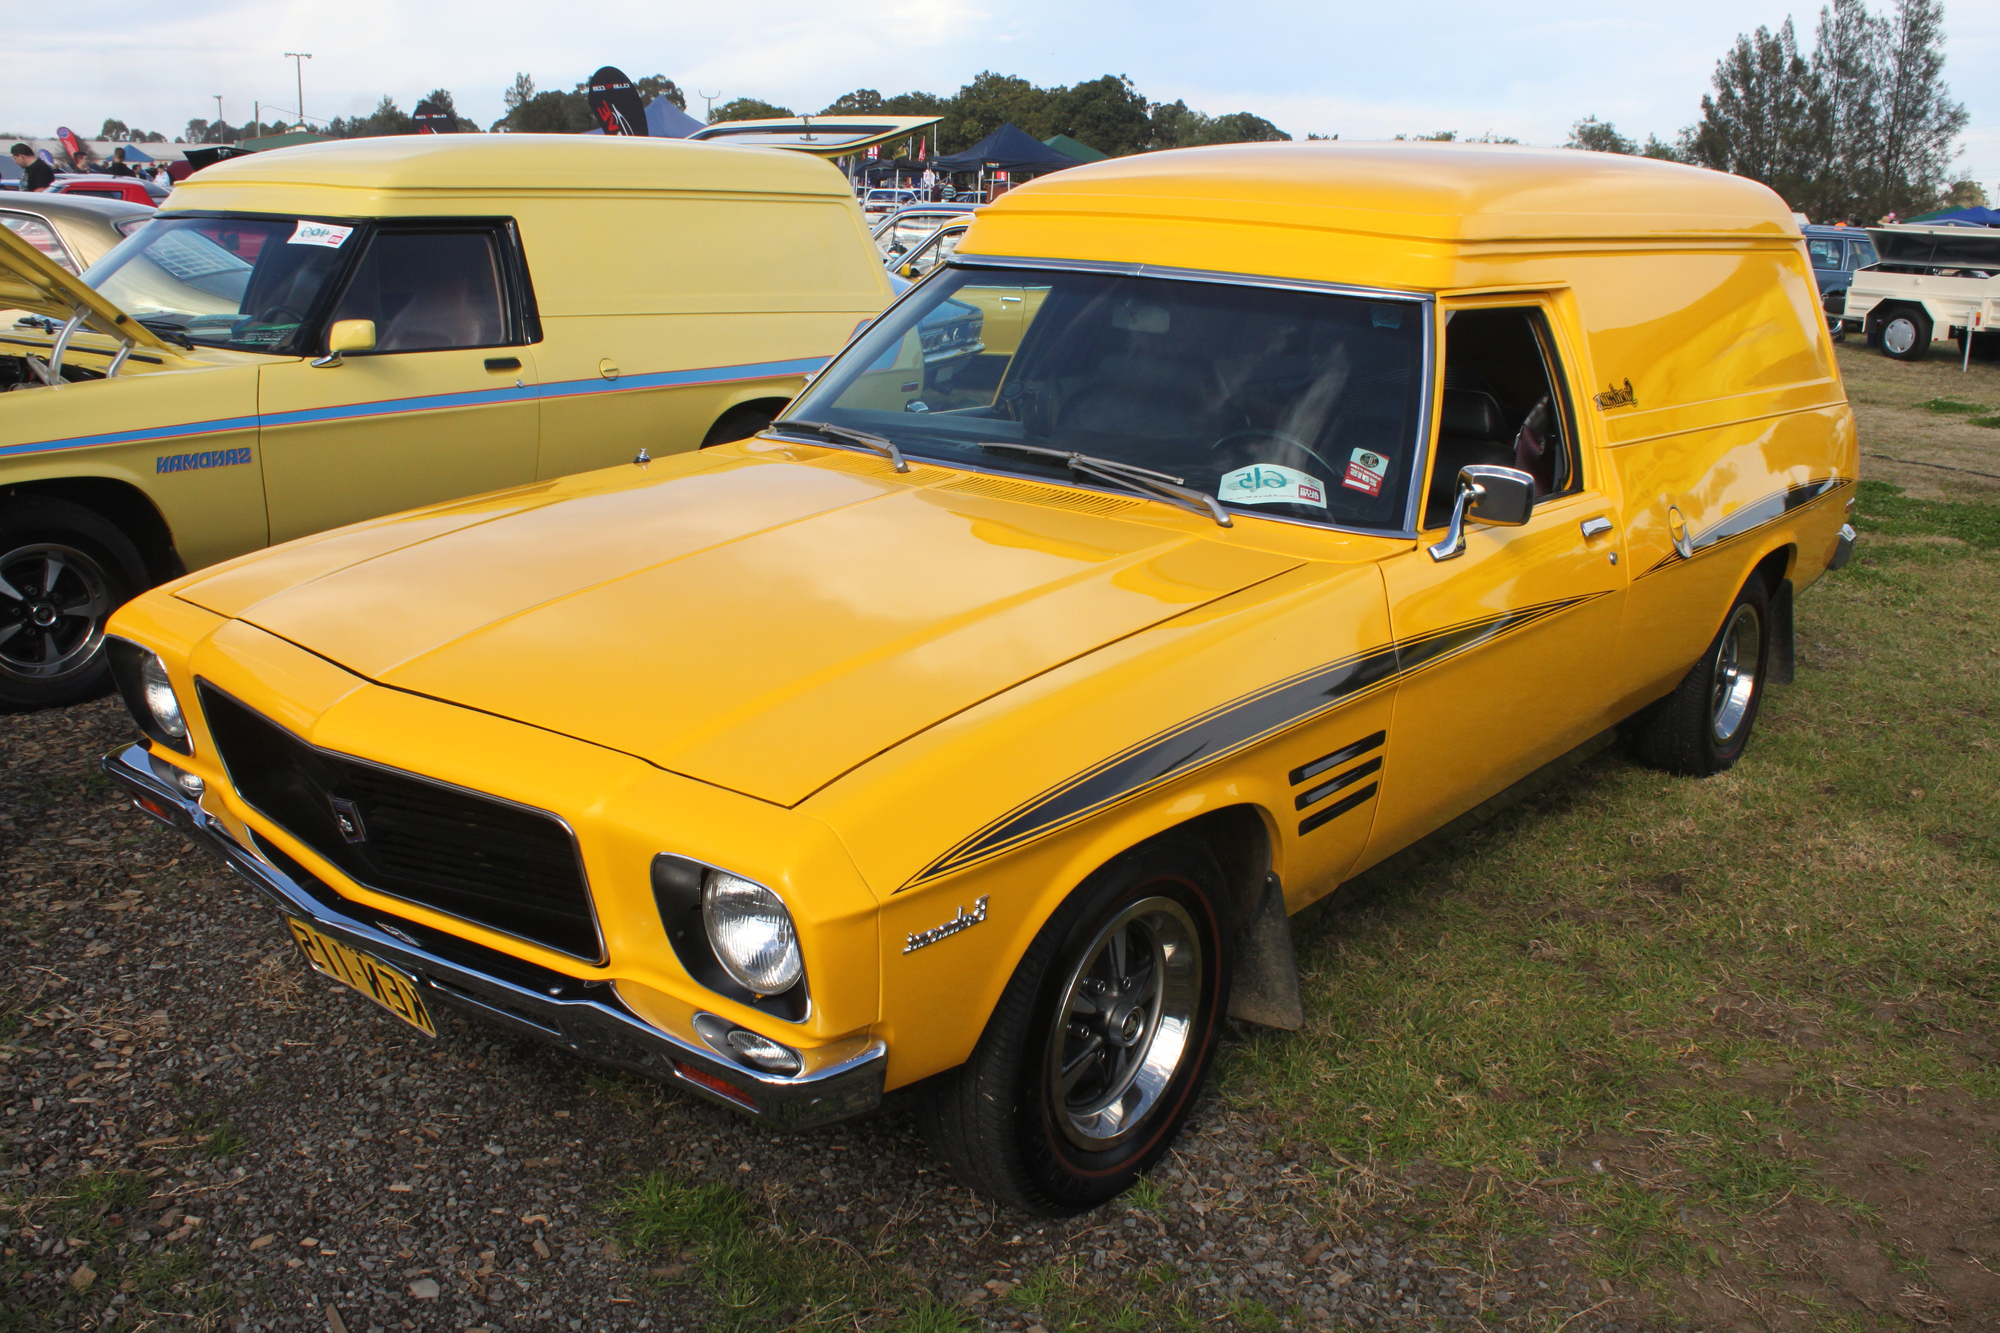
[1709, 603, 1762, 743]
[1883, 317, 1918, 355]
[0, 542, 114, 682]
[1047, 894, 1202, 1151]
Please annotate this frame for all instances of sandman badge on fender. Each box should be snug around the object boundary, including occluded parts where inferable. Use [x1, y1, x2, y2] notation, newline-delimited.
[904, 896, 989, 954]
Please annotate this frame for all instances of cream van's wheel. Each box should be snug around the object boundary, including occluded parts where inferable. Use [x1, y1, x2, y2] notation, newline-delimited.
[916, 837, 1231, 1216]
[1631, 578, 1770, 776]
[0, 498, 147, 709]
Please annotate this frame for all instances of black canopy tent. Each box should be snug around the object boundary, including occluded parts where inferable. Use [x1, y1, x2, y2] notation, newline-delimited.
[930, 122, 1081, 174]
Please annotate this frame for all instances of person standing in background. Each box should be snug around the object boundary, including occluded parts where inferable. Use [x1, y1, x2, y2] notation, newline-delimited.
[107, 147, 135, 177]
[10, 144, 54, 191]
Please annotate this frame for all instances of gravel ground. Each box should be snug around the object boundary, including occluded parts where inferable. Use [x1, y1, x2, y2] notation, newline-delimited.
[3, 697, 1642, 1332]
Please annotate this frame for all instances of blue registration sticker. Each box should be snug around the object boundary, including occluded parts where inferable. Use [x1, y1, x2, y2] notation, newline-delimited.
[156, 447, 252, 475]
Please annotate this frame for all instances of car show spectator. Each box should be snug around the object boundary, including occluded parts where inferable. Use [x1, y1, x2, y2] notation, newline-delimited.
[107, 147, 135, 177]
[10, 144, 54, 191]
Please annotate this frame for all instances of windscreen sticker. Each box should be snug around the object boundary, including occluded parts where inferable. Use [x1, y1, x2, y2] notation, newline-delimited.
[1341, 448, 1391, 497]
[1219, 464, 1326, 509]
[287, 221, 354, 249]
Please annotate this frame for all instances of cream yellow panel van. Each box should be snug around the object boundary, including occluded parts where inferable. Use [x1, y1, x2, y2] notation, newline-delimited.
[103, 144, 1855, 1215]
[0, 135, 893, 706]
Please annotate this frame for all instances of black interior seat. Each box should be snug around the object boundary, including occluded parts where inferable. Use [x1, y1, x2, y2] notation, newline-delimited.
[1425, 388, 1515, 522]
[1060, 353, 1235, 442]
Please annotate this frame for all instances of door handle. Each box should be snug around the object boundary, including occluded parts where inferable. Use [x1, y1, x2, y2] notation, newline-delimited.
[484, 356, 522, 372]
[1580, 516, 1613, 539]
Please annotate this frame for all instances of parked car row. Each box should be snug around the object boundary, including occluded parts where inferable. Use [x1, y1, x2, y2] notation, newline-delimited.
[7, 136, 1858, 1217]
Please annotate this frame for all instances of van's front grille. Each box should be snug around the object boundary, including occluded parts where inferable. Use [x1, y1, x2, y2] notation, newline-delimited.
[196, 682, 601, 960]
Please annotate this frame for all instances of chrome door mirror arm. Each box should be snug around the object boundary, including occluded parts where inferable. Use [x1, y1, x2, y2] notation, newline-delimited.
[1427, 481, 1481, 562]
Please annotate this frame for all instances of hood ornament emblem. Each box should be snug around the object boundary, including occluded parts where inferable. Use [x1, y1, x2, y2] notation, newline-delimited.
[331, 797, 367, 844]
[904, 896, 989, 954]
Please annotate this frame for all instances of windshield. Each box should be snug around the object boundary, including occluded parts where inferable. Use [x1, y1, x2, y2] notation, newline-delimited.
[783, 265, 1429, 531]
[84, 215, 357, 354]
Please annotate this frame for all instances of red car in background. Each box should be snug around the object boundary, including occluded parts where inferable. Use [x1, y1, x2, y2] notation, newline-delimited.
[48, 176, 171, 205]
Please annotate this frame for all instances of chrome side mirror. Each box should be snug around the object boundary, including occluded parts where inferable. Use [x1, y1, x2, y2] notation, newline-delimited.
[1427, 464, 1536, 562]
[312, 318, 376, 368]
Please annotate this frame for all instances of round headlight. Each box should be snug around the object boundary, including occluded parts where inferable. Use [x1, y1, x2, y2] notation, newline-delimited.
[140, 653, 188, 741]
[701, 871, 802, 995]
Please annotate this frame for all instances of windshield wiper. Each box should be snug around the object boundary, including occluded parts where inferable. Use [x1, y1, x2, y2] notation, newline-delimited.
[769, 419, 909, 473]
[135, 319, 194, 349]
[974, 442, 1232, 527]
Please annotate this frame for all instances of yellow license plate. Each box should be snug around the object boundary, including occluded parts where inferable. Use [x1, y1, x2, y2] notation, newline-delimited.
[286, 918, 438, 1038]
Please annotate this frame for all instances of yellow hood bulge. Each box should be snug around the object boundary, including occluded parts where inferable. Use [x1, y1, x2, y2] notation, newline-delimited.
[177, 451, 1299, 806]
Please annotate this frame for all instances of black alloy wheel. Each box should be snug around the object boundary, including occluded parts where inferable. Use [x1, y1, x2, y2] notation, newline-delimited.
[1631, 576, 1772, 776]
[917, 837, 1232, 1215]
[0, 497, 149, 709]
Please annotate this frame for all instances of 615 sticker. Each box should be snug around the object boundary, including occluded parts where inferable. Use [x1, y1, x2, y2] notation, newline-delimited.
[1342, 449, 1391, 497]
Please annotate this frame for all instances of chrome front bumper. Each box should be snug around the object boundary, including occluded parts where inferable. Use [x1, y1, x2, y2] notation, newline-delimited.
[102, 743, 886, 1130]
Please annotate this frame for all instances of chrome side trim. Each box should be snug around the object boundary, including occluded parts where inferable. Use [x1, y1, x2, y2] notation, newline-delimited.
[101, 743, 885, 1131]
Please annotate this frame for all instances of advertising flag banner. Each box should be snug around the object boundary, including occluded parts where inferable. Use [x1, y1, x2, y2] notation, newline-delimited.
[412, 101, 458, 134]
[586, 66, 648, 136]
[57, 126, 84, 165]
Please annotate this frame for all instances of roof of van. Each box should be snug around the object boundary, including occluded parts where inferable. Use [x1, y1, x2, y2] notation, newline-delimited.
[978, 142, 1798, 243]
[171, 134, 853, 203]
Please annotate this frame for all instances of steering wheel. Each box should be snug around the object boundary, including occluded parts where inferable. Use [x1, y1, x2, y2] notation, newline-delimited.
[254, 305, 306, 327]
[1209, 429, 1342, 485]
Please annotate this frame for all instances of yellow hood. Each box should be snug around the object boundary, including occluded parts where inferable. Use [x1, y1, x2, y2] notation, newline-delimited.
[178, 452, 1300, 806]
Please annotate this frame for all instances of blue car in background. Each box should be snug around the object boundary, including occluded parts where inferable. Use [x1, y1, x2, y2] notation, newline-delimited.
[1802, 224, 1878, 337]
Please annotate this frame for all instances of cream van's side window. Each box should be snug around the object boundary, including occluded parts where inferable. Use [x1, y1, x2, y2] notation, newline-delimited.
[1426, 307, 1581, 528]
[329, 224, 538, 354]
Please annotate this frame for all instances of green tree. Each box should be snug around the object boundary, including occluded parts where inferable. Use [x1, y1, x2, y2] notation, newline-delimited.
[1047, 75, 1152, 157]
[634, 75, 686, 111]
[939, 71, 1049, 151]
[1942, 179, 1987, 209]
[1684, 18, 1822, 206]
[1641, 135, 1686, 161]
[822, 89, 884, 114]
[709, 97, 794, 123]
[1566, 115, 1637, 154]
[99, 118, 129, 141]
[881, 91, 948, 118]
[1684, 0, 1966, 221]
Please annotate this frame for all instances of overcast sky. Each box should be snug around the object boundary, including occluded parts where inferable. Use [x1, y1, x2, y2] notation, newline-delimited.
[4, 0, 1995, 190]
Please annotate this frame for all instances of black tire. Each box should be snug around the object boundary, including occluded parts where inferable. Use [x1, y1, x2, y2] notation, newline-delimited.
[917, 837, 1233, 1215]
[1632, 577, 1771, 776]
[0, 497, 149, 709]
[1878, 307, 1931, 362]
[700, 401, 783, 448]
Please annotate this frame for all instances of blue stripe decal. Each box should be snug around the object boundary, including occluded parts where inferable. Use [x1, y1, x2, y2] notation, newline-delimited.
[537, 356, 828, 401]
[260, 382, 542, 429]
[0, 355, 827, 463]
[1, 416, 259, 460]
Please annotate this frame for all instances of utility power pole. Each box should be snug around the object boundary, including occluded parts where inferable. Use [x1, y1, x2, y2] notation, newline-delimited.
[284, 53, 313, 127]
[698, 89, 721, 121]
[213, 94, 224, 139]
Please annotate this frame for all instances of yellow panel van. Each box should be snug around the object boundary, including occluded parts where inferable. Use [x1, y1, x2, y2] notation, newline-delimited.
[0, 135, 893, 706]
[101, 143, 1856, 1215]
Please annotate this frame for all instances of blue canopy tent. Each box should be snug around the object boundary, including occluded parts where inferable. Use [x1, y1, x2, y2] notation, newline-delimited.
[646, 99, 704, 139]
[1906, 205, 2000, 227]
[930, 122, 1080, 175]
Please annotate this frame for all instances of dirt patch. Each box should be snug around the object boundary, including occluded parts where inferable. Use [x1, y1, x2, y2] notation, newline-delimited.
[1663, 1087, 2000, 1331]
[1837, 342, 2000, 501]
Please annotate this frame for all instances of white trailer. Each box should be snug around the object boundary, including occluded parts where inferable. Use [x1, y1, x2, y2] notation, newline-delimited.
[1841, 224, 1999, 369]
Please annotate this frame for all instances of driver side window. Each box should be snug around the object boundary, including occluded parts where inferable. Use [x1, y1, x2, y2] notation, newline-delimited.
[1424, 306, 1580, 528]
[330, 229, 510, 353]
